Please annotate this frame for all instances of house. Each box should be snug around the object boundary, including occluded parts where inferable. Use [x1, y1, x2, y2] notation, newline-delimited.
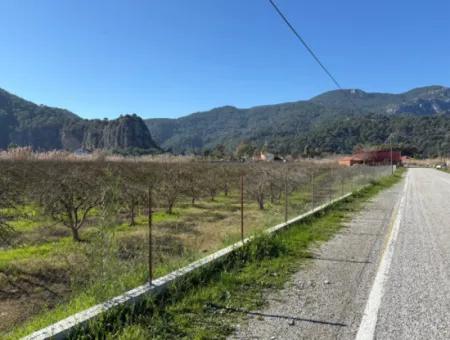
[74, 148, 89, 156]
[253, 151, 274, 161]
[338, 156, 363, 166]
[261, 152, 275, 161]
[252, 151, 286, 162]
[339, 149, 402, 167]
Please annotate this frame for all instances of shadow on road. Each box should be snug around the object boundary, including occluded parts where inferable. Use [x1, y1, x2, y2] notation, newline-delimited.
[209, 303, 347, 327]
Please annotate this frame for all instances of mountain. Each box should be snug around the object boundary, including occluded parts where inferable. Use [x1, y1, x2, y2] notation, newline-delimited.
[2, 85, 448, 157]
[145, 86, 450, 157]
[0, 88, 160, 154]
[146, 101, 343, 153]
[310, 86, 450, 115]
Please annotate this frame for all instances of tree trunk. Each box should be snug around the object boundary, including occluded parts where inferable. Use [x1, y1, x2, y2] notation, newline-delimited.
[258, 197, 265, 210]
[167, 202, 174, 214]
[129, 204, 136, 226]
[71, 227, 81, 242]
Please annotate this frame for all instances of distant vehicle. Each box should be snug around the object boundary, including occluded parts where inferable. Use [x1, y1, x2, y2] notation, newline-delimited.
[436, 164, 447, 169]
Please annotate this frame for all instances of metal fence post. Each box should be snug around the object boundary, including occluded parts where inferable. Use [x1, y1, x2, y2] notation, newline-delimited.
[311, 170, 315, 209]
[329, 167, 333, 202]
[284, 168, 288, 223]
[359, 166, 363, 188]
[240, 173, 244, 242]
[148, 186, 153, 284]
[351, 168, 355, 192]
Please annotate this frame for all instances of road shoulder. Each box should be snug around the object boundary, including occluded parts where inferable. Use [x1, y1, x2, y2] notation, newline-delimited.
[230, 179, 405, 340]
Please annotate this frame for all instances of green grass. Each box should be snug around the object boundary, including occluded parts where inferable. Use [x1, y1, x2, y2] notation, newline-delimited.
[6, 266, 148, 339]
[1, 204, 40, 218]
[0, 237, 72, 269]
[115, 211, 180, 231]
[65, 169, 404, 339]
[6, 252, 205, 340]
[3, 209, 182, 267]
[1, 204, 44, 232]
[8, 218, 42, 232]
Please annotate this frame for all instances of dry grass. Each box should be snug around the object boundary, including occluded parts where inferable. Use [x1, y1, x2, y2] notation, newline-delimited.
[0, 147, 343, 165]
[0, 148, 196, 163]
[0, 190, 291, 334]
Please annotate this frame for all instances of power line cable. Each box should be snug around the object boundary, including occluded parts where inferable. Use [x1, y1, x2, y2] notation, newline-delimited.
[268, 2, 448, 158]
[268, 0, 343, 90]
[268, 0, 359, 111]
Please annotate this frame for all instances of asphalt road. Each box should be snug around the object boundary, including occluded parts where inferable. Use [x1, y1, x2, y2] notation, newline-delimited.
[231, 168, 450, 340]
[372, 168, 450, 339]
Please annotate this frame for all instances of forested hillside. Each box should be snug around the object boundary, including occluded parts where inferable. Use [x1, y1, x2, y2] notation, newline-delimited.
[145, 86, 450, 157]
[0, 88, 160, 154]
[1, 85, 449, 157]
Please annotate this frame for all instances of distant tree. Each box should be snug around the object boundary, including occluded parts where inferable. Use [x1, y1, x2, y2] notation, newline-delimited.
[235, 142, 256, 159]
[302, 144, 311, 158]
[203, 149, 211, 157]
[353, 144, 365, 153]
[211, 144, 227, 159]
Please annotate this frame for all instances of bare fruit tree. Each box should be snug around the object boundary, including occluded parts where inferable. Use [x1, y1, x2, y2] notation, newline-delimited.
[157, 163, 183, 214]
[203, 165, 221, 201]
[37, 162, 104, 242]
[116, 163, 146, 226]
[181, 164, 203, 206]
[246, 165, 272, 210]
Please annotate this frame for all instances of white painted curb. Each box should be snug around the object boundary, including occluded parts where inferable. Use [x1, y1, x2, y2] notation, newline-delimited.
[24, 189, 361, 340]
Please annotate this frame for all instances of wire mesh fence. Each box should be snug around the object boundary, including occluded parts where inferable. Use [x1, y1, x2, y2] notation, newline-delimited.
[0, 160, 392, 336]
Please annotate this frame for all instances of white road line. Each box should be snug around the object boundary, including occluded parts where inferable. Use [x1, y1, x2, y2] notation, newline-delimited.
[355, 173, 409, 340]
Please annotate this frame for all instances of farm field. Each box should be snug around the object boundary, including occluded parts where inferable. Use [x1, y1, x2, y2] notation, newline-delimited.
[0, 159, 390, 337]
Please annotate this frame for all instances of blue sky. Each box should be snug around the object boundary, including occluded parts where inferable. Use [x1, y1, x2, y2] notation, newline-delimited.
[0, 0, 449, 119]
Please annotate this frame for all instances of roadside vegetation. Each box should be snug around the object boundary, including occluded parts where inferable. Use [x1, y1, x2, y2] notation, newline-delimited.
[72, 168, 405, 339]
[0, 159, 391, 337]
